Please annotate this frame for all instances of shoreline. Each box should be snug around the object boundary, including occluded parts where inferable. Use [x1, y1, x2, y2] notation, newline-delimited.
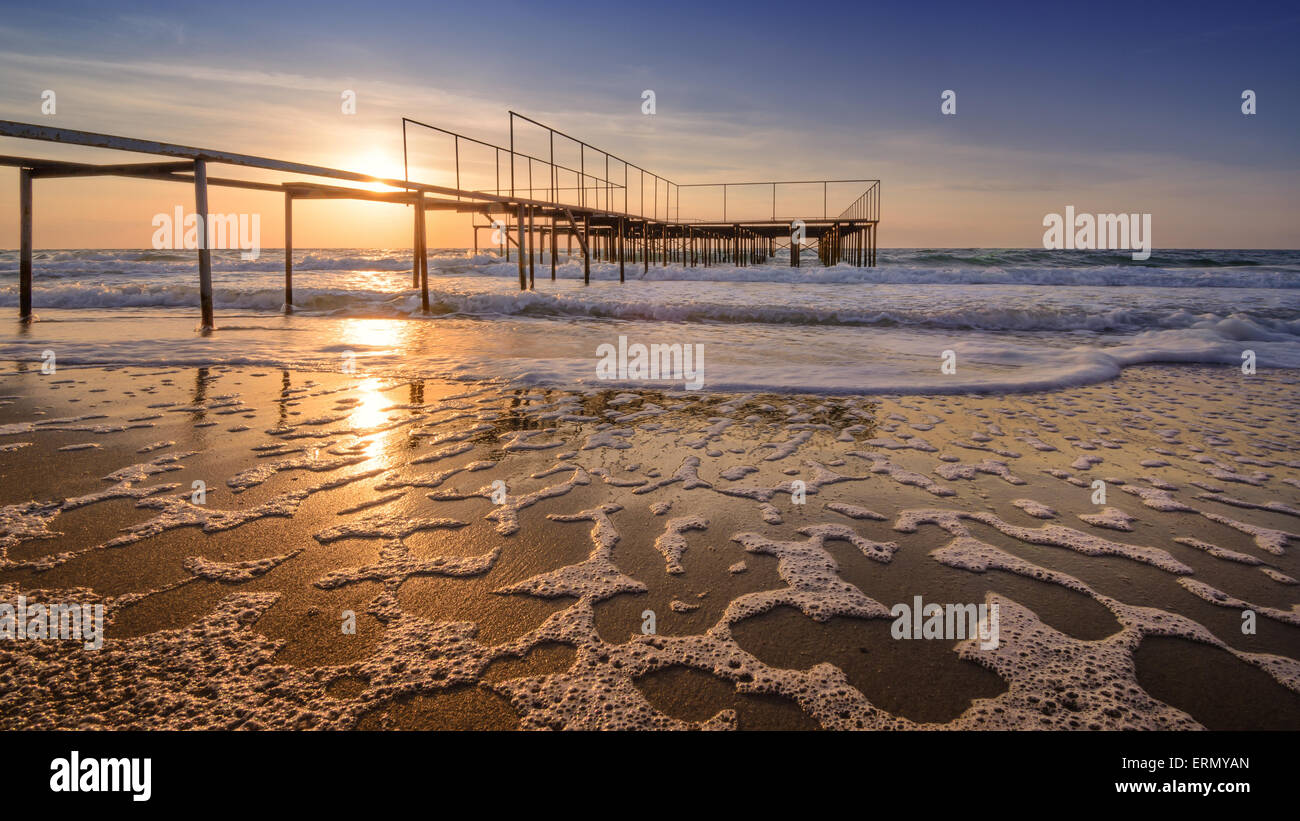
[5, 305, 1299, 397]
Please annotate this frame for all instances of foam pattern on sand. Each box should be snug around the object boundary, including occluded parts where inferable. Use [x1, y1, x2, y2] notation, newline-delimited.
[0, 365, 1297, 730]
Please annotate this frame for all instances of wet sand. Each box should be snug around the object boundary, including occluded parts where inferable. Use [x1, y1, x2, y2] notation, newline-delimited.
[0, 363, 1297, 730]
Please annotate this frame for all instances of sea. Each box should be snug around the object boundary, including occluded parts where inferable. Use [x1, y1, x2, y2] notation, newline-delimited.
[1, 247, 1297, 394]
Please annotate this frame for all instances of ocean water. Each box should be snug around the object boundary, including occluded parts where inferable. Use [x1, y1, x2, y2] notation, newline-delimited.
[1, 247, 1297, 393]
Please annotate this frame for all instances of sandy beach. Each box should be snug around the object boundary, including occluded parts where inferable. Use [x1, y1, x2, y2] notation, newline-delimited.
[1, 361, 1296, 730]
[3, 4, 1299, 808]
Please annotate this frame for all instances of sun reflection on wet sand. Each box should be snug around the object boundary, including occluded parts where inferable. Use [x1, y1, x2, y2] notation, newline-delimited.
[349, 378, 397, 460]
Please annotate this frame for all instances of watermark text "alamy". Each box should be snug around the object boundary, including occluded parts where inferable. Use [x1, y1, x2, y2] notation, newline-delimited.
[0, 595, 103, 650]
[597, 335, 704, 390]
[891, 596, 999, 650]
[152, 207, 261, 260]
[1043, 206, 1151, 261]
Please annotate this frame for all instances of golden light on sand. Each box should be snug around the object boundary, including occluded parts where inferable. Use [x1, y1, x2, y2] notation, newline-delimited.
[350, 379, 391, 428]
[349, 378, 394, 460]
[334, 320, 412, 459]
[332, 320, 423, 462]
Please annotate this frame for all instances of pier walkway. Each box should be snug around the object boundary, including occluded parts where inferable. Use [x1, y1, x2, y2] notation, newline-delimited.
[1, 112, 879, 327]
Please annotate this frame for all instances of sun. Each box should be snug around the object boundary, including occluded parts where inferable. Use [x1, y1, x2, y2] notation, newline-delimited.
[347, 149, 407, 192]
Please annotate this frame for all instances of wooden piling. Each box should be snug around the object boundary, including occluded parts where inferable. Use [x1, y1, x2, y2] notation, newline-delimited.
[194, 159, 214, 329]
[517, 203, 526, 290]
[528, 206, 535, 289]
[417, 191, 429, 312]
[412, 198, 421, 287]
[551, 218, 557, 281]
[284, 192, 293, 313]
[583, 215, 591, 284]
[618, 217, 625, 283]
[18, 168, 32, 320]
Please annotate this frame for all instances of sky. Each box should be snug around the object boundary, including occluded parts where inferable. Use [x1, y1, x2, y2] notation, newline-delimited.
[0, 0, 1296, 249]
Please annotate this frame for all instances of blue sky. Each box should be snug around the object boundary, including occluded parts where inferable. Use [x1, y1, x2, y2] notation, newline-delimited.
[0, 0, 1296, 247]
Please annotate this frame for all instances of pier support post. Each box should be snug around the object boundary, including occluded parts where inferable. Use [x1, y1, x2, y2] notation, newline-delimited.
[582, 216, 590, 285]
[194, 159, 214, 329]
[417, 192, 429, 312]
[284, 192, 293, 313]
[517, 204, 526, 290]
[528, 206, 535, 290]
[412, 199, 421, 286]
[551, 218, 557, 281]
[19, 168, 32, 320]
[618, 217, 625, 283]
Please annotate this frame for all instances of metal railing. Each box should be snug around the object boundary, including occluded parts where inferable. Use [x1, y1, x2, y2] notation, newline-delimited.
[403, 112, 879, 227]
[836, 180, 879, 223]
[676, 179, 880, 223]
[508, 111, 679, 220]
[402, 116, 626, 205]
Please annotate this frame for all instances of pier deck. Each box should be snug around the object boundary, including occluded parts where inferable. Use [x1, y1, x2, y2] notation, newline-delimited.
[1, 111, 879, 327]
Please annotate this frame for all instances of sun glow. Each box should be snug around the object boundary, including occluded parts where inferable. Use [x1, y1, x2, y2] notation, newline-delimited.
[348, 149, 408, 193]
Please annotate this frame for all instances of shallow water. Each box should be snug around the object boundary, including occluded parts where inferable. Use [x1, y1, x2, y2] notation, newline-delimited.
[1, 248, 1298, 393]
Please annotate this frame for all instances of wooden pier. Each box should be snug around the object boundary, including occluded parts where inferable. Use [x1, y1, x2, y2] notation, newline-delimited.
[1, 112, 879, 328]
